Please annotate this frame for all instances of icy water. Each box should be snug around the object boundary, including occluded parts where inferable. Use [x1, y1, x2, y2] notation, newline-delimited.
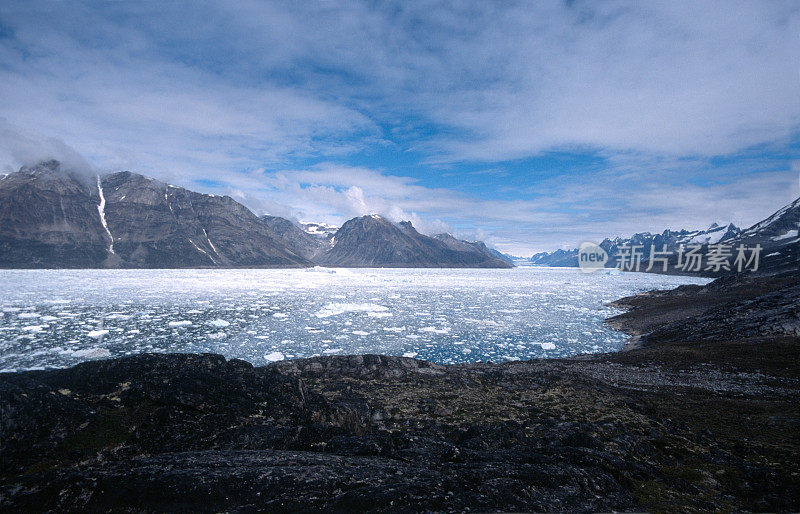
[0, 267, 709, 371]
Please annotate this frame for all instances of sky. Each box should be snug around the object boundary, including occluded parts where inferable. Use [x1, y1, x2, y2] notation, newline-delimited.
[0, 1, 798, 256]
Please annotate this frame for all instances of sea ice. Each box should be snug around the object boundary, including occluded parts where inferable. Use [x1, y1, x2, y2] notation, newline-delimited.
[69, 347, 111, 359]
[315, 303, 389, 318]
[264, 351, 285, 362]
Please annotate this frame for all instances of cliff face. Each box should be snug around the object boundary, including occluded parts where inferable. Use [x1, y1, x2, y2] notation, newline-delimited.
[99, 172, 310, 268]
[0, 163, 311, 268]
[0, 160, 110, 268]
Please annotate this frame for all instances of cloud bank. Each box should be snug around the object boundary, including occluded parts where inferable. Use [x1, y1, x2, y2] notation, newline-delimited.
[0, 1, 798, 254]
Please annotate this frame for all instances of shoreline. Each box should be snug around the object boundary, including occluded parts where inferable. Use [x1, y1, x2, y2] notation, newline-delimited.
[1, 272, 798, 511]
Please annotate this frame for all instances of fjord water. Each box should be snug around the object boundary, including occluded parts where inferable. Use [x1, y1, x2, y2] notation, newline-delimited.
[0, 267, 709, 371]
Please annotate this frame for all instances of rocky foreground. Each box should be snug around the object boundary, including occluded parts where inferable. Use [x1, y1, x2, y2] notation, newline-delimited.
[1, 273, 798, 512]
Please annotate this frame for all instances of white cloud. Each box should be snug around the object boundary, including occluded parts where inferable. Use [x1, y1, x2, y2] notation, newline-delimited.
[0, 1, 797, 256]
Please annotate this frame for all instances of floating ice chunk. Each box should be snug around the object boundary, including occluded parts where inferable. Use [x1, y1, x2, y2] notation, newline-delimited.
[168, 320, 192, 327]
[367, 311, 393, 318]
[402, 352, 418, 358]
[538, 342, 556, 350]
[207, 332, 227, 339]
[420, 326, 450, 334]
[264, 351, 285, 362]
[323, 348, 343, 354]
[207, 319, 230, 328]
[315, 303, 389, 318]
[22, 325, 45, 332]
[87, 329, 109, 338]
[352, 330, 370, 336]
[272, 312, 288, 318]
[18, 312, 40, 319]
[40, 316, 59, 322]
[462, 348, 472, 354]
[70, 347, 111, 359]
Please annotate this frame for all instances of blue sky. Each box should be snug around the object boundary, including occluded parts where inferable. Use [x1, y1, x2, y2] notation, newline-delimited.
[0, 1, 799, 255]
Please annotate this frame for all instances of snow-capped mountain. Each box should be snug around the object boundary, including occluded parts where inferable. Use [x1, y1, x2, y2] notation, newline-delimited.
[300, 222, 338, 239]
[530, 223, 740, 268]
[529, 198, 798, 276]
[723, 196, 799, 275]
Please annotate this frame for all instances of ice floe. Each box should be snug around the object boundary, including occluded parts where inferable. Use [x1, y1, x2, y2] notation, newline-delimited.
[264, 351, 285, 362]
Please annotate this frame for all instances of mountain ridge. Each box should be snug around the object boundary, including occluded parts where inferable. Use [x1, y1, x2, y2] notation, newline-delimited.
[0, 161, 510, 269]
[528, 199, 799, 276]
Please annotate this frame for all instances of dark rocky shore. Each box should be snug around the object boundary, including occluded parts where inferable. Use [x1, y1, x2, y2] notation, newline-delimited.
[1, 273, 798, 512]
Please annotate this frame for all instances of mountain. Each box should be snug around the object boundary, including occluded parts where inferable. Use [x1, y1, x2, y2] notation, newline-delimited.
[723, 197, 799, 275]
[300, 221, 338, 239]
[0, 161, 311, 268]
[0, 160, 111, 268]
[530, 223, 742, 269]
[0, 161, 511, 269]
[432, 233, 515, 265]
[316, 215, 512, 268]
[260, 215, 329, 260]
[529, 199, 798, 276]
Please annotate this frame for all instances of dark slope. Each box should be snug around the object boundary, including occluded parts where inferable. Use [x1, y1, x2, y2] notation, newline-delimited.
[0, 160, 110, 268]
[724, 197, 799, 275]
[260, 215, 328, 260]
[318, 215, 512, 268]
[0, 162, 311, 268]
[100, 172, 310, 268]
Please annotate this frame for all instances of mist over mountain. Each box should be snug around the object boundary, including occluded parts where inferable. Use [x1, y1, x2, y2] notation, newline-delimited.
[0, 161, 510, 269]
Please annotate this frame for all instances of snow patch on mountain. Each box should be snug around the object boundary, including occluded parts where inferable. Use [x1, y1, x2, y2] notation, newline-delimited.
[96, 176, 115, 254]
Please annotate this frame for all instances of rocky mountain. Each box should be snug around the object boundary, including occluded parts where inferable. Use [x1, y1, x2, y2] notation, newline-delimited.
[0, 161, 311, 268]
[529, 223, 742, 268]
[432, 233, 514, 264]
[260, 215, 329, 260]
[316, 215, 512, 268]
[723, 197, 799, 275]
[0, 161, 110, 268]
[529, 199, 798, 276]
[0, 161, 510, 269]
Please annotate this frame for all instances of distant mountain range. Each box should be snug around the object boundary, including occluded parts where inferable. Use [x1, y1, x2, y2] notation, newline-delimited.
[0, 161, 511, 269]
[528, 199, 799, 276]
